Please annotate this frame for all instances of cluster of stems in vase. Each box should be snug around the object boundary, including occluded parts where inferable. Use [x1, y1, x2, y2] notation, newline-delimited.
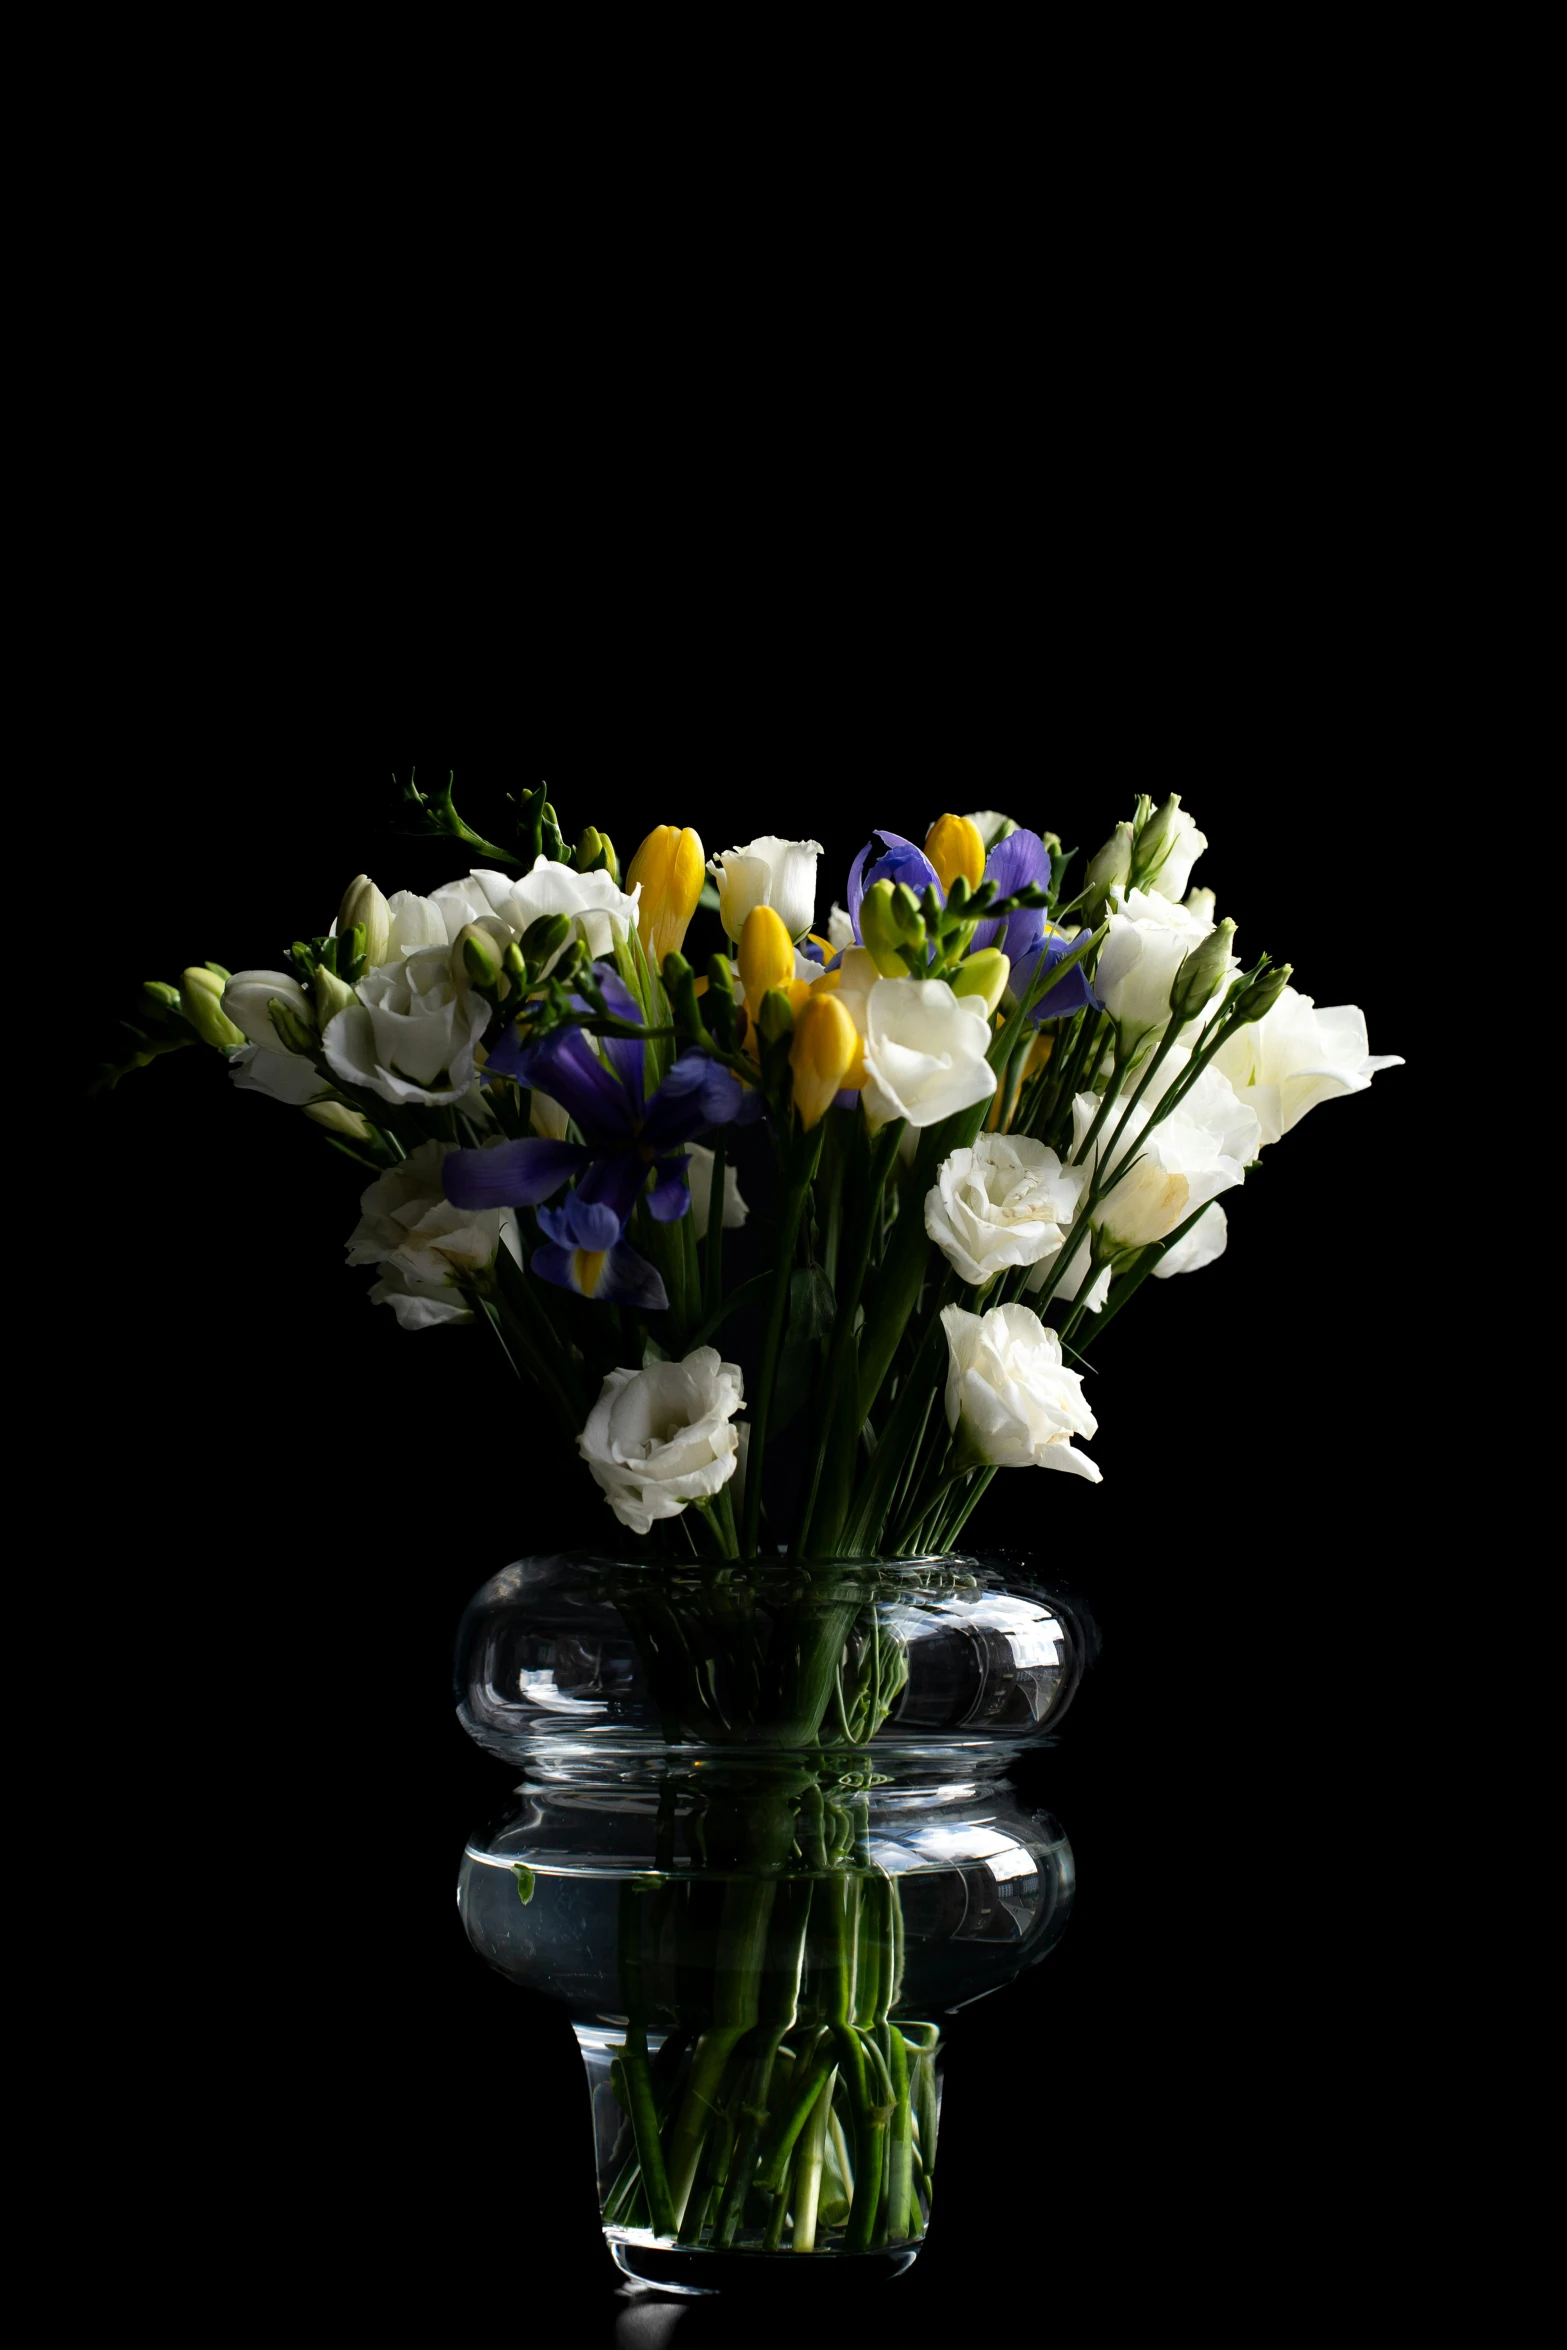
[596, 1770, 938, 2256]
[121, 782, 1401, 1561]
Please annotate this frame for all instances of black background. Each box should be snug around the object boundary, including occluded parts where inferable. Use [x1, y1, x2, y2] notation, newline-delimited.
[71, 761, 1437, 2341]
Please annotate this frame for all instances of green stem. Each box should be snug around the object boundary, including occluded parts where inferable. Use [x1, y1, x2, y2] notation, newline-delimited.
[789, 2065, 836, 2253]
[793, 1120, 904, 1557]
[741, 1126, 824, 1559]
[703, 1133, 727, 1325]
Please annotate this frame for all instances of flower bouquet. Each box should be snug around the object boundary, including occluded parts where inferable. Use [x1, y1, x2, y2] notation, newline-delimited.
[117, 779, 1400, 2285]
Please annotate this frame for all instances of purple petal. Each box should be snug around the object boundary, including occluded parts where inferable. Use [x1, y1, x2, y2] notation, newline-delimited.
[442, 1137, 587, 1209]
[985, 827, 1051, 899]
[865, 831, 943, 909]
[595, 1239, 671, 1310]
[528, 1243, 579, 1293]
[584, 966, 648, 1103]
[647, 1155, 692, 1222]
[846, 840, 872, 940]
[641, 1052, 745, 1149]
[577, 1152, 647, 1227]
[513, 1026, 633, 1143]
[1014, 932, 1102, 1024]
[537, 1191, 625, 1251]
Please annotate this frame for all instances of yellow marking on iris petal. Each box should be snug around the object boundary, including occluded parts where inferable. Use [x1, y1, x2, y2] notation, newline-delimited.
[574, 1249, 609, 1297]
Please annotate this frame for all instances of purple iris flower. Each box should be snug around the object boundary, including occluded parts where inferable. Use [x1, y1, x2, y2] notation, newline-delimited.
[845, 830, 944, 941]
[845, 823, 1098, 1023]
[442, 964, 745, 1227]
[530, 1175, 671, 1309]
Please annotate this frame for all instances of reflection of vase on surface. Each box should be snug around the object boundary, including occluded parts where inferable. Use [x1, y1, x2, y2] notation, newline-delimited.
[455, 1553, 1091, 2290]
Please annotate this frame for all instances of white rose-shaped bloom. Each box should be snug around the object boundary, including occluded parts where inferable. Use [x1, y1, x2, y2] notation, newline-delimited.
[1094, 889, 1223, 1049]
[322, 943, 493, 1107]
[346, 1139, 515, 1290]
[685, 1143, 749, 1241]
[1076, 1064, 1260, 1251]
[708, 836, 823, 943]
[861, 977, 997, 1133]
[963, 809, 1015, 848]
[222, 970, 315, 1055]
[1210, 986, 1404, 1148]
[1147, 806, 1209, 902]
[940, 1303, 1101, 1480]
[228, 1044, 328, 1105]
[1152, 1200, 1228, 1279]
[469, 857, 641, 974]
[925, 1133, 1085, 1287]
[1024, 1240, 1112, 1314]
[381, 877, 495, 965]
[1184, 887, 1216, 925]
[578, 1348, 745, 1535]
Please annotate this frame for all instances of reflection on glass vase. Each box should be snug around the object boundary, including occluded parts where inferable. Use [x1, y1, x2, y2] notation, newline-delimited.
[455, 1553, 1093, 2293]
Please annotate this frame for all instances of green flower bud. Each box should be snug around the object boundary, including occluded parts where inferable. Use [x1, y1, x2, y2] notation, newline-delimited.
[520, 912, 573, 975]
[953, 948, 1011, 1016]
[1130, 794, 1183, 890]
[267, 996, 317, 1056]
[141, 981, 183, 1022]
[303, 1099, 373, 1140]
[575, 825, 618, 881]
[502, 942, 526, 984]
[1168, 917, 1237, 1024]
[859, 880, 909, 976]
[893, 884, 928, 941]
[758, 987, 795, 1046]
[179, 967, 245, 1051]
[1084, 821, 1133, 910]
[1230, 961, 1293, 1025]
[337, 876, 391, 974]
[314, 964, 356, 1026]
[452, 921, 503, 994]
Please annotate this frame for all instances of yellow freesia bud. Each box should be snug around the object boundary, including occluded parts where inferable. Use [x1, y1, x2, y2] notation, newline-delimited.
[627, 826, 705, 964]
[789, 992, 859, 1129]
[738, 903, 794, 1021]
[924, 813, 987, 896]
[952, 948, 1011, 1017]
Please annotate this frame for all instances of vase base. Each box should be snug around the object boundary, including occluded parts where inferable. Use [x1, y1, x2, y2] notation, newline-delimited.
[609, 2238, 921, 2295]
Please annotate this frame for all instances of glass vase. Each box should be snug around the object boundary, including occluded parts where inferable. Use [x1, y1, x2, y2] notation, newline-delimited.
[454, 1552, 1095, 2293]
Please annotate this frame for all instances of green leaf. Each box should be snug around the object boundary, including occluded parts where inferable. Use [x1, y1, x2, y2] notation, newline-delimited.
[514, 1863, 536, 1905]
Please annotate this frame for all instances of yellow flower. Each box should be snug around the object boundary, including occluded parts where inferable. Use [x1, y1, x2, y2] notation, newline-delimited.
[789, 992, 860, 1129]
[924, 813, 986, 895]
[626, 826, 705, 965]
[738, 904, 795, 1023]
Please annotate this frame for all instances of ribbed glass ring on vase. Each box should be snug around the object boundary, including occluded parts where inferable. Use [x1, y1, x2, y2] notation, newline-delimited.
[456, 1551, 1094, 2294]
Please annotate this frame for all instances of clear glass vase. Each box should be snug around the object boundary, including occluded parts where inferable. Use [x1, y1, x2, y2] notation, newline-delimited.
[454, 1552, 1095, 2293]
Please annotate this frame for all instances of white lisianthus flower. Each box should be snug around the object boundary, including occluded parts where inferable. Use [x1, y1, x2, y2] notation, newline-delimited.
[1076, 1065, 1260, 1251]
[222, 970, 316, 1054]
[468, 858, 642, 974]
[1210, 986, 1404, 1148]
[578, 1348, 745, 1535]
[925, 1133, 1085, 1288]
[1184, 887, 1216, 925]
[381, 877, 495, 964]
[1152, 1200, 1228, 1279]
[860, 977, 997, 1133]
[1094, 888, 1233, 1051]
[346, 1139, 515, 1292]
[685, 1143, 749, 1241]
[940, 1303, 1101, 1481]
[322, 944, 493, 1107]
[826, 903, 856, 953]
[228, 1044, 329, 1105]
[365, 1264, 473, 1330]
[708, 837, 824, 944]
